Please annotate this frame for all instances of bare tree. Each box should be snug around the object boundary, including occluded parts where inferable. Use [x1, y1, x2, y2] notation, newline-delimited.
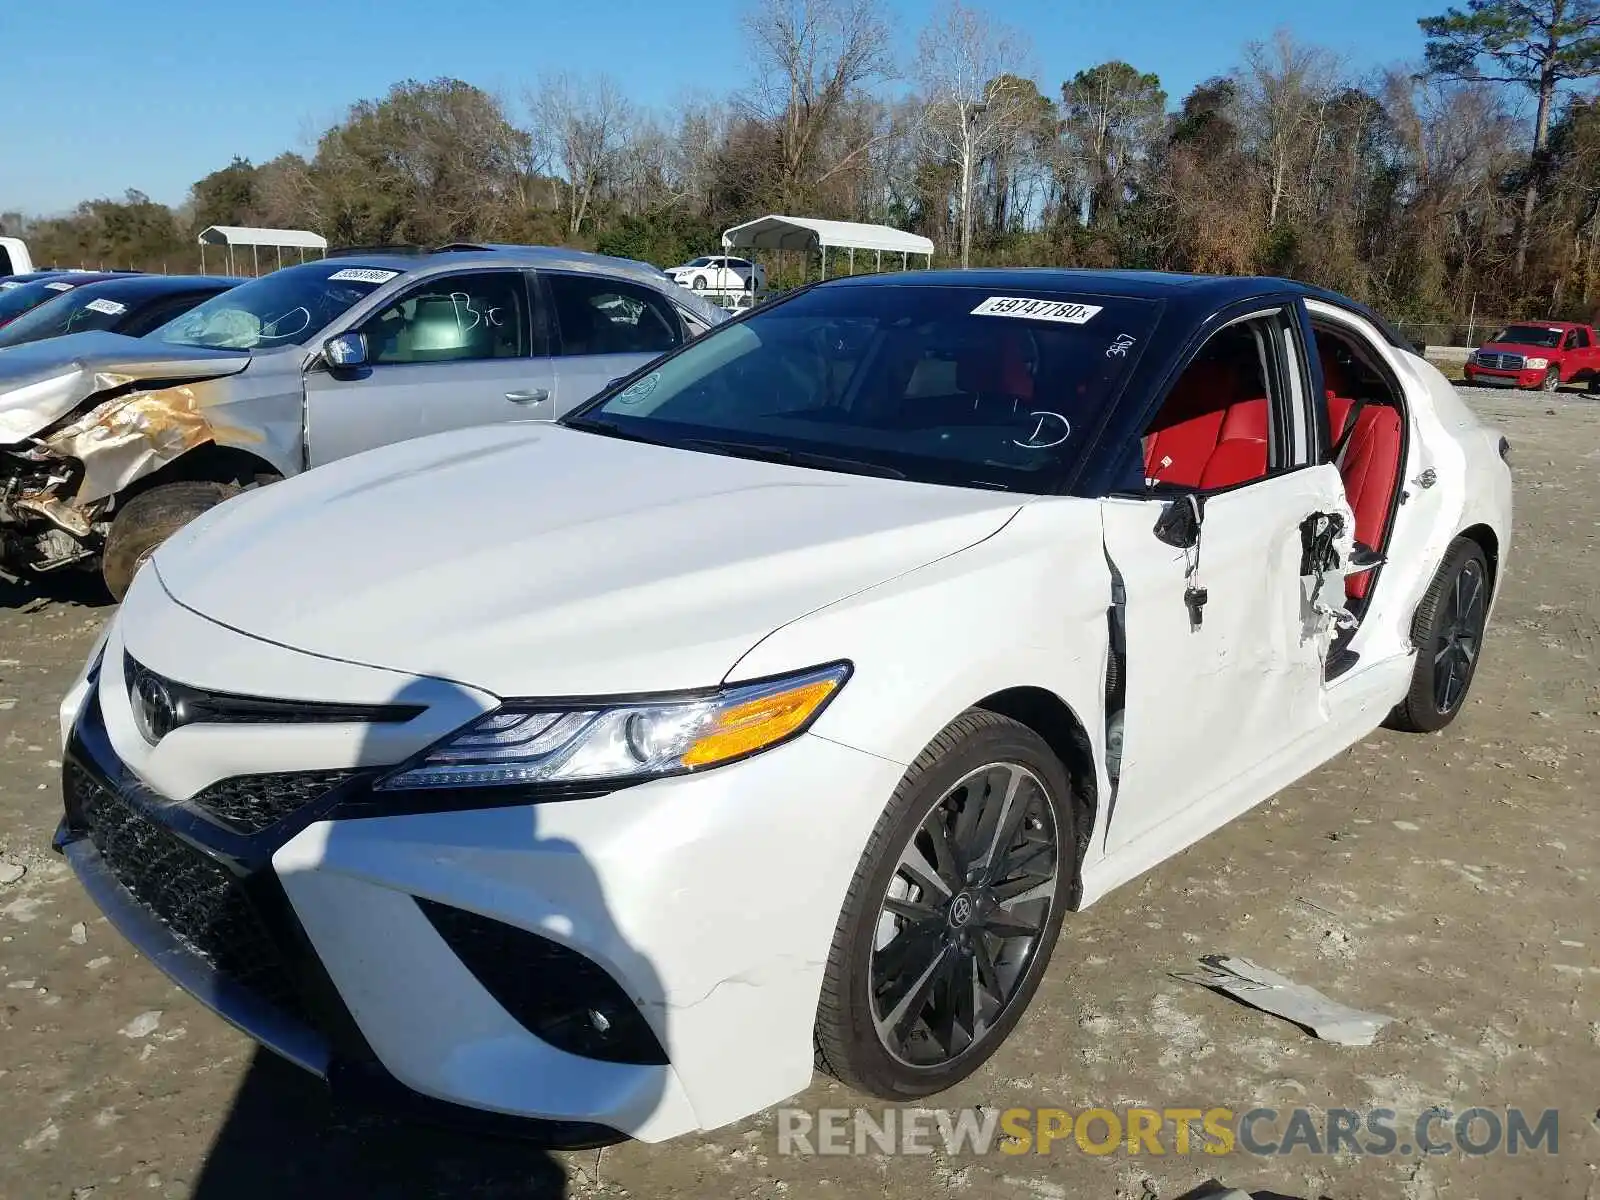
[1060, 62, 1168, 229]
[1236, 31, 1341, 230]
[742, 0, 894, 207]
[530, 73, 633, 235]
[915, 0, 1036, 265]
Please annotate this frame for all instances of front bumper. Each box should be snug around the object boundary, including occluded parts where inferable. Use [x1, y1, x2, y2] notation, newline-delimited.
[1462, 365, 1542, 388]
[59, 594, 905, 1141]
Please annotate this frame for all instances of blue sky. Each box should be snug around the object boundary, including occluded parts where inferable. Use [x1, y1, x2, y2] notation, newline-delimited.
[4, 0, 1445, 216]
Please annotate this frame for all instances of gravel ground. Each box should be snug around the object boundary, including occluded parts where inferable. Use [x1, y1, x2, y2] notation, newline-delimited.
[1, 387, 1597, 1199]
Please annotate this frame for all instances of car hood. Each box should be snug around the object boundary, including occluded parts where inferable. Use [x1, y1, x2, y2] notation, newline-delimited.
[0, 331, 251, 443]
[151, 423, 1024, 698]
[1476, 342, 1561, 356]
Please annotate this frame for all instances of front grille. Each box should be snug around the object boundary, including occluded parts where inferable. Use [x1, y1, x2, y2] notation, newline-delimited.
[67, 761, 314, 1026]
[124, 652, 424, 734]
[1476, 352, 1524, 370]
[188, 771, 354, 835]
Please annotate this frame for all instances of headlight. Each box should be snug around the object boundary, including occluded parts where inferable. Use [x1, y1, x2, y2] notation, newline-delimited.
[376, 662, 850, 791]
[1524, 357, 1548, 369]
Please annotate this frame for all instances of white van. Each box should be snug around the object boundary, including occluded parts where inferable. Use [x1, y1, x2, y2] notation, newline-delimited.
[0, 237, 35, 277]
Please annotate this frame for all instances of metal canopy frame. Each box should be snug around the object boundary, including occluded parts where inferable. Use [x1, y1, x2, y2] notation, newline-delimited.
[198, 226, 328, 275]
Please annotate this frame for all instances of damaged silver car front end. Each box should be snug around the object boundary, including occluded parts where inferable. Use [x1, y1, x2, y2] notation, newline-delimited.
[0, 333, 256, 580]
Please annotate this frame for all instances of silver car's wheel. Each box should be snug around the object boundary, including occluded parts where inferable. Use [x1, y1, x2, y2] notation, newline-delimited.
[814, 710, 1075, 1099]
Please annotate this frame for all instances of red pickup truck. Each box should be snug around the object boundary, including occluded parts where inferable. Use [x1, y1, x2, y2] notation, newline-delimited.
[1463, 320, 1600, 391]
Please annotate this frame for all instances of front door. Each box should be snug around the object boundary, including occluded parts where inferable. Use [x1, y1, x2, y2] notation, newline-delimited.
[539, 271, 686, 417]
[304, 269, 554, 466]
[1101, 305, 1354, 852]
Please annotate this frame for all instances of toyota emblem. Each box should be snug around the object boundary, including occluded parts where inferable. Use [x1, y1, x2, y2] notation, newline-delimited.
[131, 670, 178, 745]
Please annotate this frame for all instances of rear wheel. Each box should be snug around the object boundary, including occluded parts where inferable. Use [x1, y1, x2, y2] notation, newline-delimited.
[1386, 537, 1490, 733]
[101, 480, 239, 600]
[814, 711, 1075, 1099]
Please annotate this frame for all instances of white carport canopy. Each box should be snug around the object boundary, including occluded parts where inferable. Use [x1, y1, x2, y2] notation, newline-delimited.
[198, 225, 328, 275]
[721, 214, 934, 278]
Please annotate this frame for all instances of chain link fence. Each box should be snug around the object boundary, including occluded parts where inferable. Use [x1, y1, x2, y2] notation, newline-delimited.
[1395, 319, 1517, 351]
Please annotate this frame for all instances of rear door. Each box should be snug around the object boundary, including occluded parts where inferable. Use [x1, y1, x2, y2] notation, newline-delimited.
[1569, 325, 1598, 383]
[1100, 303, 1355, 852]
[303, 269, 555, 465]
[540, 271, 686, 416]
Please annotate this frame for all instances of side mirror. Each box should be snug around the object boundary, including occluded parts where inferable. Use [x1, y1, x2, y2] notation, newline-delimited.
[1153, 495, 1205, 549]
[324, 332, 368, 369]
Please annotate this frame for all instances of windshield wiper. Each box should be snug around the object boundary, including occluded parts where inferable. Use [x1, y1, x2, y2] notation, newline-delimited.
[677, 438, 907, 480]
[562, 418, 673, 448]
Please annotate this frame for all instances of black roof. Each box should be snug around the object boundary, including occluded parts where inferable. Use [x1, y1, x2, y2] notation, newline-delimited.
[818, 267, 1409, 347]
[66, 273, 241, 299]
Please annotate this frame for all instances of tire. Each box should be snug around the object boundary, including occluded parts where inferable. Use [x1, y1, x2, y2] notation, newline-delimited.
[1385, 537, 1490, 734]
[691, 275, 707, 290]
[814, 710, 1076, 1100]
[1540, 367, 1560, 392]
[101, 480, 238, 601]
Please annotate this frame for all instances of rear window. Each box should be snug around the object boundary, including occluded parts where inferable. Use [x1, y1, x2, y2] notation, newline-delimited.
[0, 284, 139, 346]
[0, 279, 79, 325]
[566, 284, 1160, 493]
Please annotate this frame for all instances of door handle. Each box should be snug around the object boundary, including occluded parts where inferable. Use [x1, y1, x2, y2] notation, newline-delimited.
[505, 388, 550, 405]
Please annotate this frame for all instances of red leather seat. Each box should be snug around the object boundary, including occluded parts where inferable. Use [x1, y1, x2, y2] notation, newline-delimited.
[955, 331, 1034, 400]
[1143, 359, 1270, 489]
[1327, 396, 1403, 600]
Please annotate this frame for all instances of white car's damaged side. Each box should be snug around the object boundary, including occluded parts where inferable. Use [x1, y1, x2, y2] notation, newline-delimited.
[54, 270, 1510, 1144]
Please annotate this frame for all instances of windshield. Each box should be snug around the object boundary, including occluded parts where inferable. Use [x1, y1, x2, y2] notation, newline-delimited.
[0, 284, 138, 346]
[0, 278, 81, 326]
[564, 284, 1160, 493]
[1490, 325, 1564, 348]
[147, 261, 396, 350]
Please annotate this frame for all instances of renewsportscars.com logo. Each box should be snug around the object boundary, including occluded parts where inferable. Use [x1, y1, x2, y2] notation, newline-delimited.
[775, 1106, 1561, 1158]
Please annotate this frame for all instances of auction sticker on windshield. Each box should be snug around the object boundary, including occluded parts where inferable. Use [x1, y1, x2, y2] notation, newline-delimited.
[84, 298, 127, 316]
[971, 296, 1103, 324]
[327, 268, 401, 284]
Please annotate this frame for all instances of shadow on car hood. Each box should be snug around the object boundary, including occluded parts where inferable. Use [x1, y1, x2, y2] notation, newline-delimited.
[0, 331, 251, 442]
[151, 423, 1025, 697]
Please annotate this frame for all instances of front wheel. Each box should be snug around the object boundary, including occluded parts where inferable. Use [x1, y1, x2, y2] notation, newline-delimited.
[1385, 537, 1490, 733]
[814, 710, 1075, 1100]
[1540, 367, 1560, 391]
[101, 480, 239, 600]
[690, 275, 707, 291]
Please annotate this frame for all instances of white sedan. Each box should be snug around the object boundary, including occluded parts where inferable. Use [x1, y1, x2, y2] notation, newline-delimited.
[56, 270, 1511, 1144]
[665, 255, 765, 293]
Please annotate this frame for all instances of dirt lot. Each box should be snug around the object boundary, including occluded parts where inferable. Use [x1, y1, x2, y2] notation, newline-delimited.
[1, 388, 1597, 1200]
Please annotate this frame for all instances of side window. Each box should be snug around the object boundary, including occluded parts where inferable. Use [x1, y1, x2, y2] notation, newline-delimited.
[1139, 314, 1292, 493]
[545, 274, 682, 357]
[1571, 327, 1590, 349]
[360, 272, 528, 365]
[0, 248, 12, 275]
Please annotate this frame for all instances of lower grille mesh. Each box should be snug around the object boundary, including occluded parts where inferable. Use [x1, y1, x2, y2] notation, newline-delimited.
[67, 762, 314, 1026]
[188, 771, 354, 834]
